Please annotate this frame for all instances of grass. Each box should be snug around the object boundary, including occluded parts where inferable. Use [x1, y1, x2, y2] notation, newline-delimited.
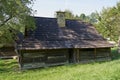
[0, 48, 120, 80]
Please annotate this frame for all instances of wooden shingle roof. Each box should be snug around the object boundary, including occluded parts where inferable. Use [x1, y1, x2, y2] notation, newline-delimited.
[17, 17, 113, 50]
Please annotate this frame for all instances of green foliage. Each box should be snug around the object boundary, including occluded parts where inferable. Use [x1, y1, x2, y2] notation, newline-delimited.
[80, 13, 86, 20]
[0, 28, 14, 47]
[89, 12, 99, 24]
[0, 0, 35, 47]
[95, 2, 120, 41]
[64, 10, 74, 19]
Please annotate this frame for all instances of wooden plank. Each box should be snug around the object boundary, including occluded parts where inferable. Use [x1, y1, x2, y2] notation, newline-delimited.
[23, 57, 46, 63]
[79, 48, 95, 61]
[46, 62, 68, 67]
[46, 55, 67, 63]
[95, 48, 111, 61]
[23, 62, 45, 69]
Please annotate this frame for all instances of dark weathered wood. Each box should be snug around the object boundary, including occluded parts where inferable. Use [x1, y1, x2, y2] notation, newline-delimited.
[79, 48, 95, 61]
[46, 56, 67, 63]
[68, 49, 74, 63]
[78, 48, 111, 62]
[96, 48, 110, 59]
[17, 50, 23, 70]
[18, 48, 111, 70]
[0, 47, 16, 57]
[19, 49, 69, 69]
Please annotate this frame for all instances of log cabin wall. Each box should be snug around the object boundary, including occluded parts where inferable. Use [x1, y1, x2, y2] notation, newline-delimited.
[95, 48, 111, 61]
[78, 48, 111, 62]
[18, 48, 111, 70]
[79, 48, 95, 61]
[18, 49, 69, 69]
[0, 47, 16, 58]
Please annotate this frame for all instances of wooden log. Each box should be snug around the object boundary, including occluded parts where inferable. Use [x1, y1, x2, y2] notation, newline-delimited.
[22, 62, 45, 69]
[46, 55, 67, 63]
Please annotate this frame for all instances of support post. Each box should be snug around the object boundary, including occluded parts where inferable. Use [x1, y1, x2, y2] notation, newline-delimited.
[73, 49, 80, 63]
[20, 50, 24, 70]
[17, 50, 23, 70]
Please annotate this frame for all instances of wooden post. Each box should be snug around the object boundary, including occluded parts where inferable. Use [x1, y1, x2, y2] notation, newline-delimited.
[21, 51, 24, 70]
[17, 50, 23, 70]
[73, 49, 80, 63]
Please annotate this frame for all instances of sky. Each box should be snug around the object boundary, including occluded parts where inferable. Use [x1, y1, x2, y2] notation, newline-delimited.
[32, 0, 120, 17]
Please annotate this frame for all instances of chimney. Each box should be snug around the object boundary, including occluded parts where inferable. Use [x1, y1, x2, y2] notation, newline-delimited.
[56, 11, 66, 27]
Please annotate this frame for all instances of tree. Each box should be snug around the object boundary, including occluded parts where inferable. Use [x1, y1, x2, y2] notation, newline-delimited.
[80, 13, 86, 20]
[64, 10, 74, 19]
[0, 0, 35, 47]
[95, 2, 120, 41]
[75, 15, 79, 19]
[79, 13, 92, 23]
[89, 12, 99, 24]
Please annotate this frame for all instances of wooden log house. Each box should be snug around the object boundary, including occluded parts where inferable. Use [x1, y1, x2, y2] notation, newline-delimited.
[0, 45, 16, 59]
[16, 12, 113, 69]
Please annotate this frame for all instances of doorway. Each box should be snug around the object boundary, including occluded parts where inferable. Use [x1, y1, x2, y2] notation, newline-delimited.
[69, 49, 74, 63]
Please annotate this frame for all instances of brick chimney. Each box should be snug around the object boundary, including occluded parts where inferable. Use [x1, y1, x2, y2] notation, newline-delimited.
[56, 11, 66, 27]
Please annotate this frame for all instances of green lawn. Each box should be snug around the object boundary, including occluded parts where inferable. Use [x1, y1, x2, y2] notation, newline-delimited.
[0, 48, 120, 80]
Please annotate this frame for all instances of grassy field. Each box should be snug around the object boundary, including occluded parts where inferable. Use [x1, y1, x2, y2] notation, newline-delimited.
[0, 48, 120, 80]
